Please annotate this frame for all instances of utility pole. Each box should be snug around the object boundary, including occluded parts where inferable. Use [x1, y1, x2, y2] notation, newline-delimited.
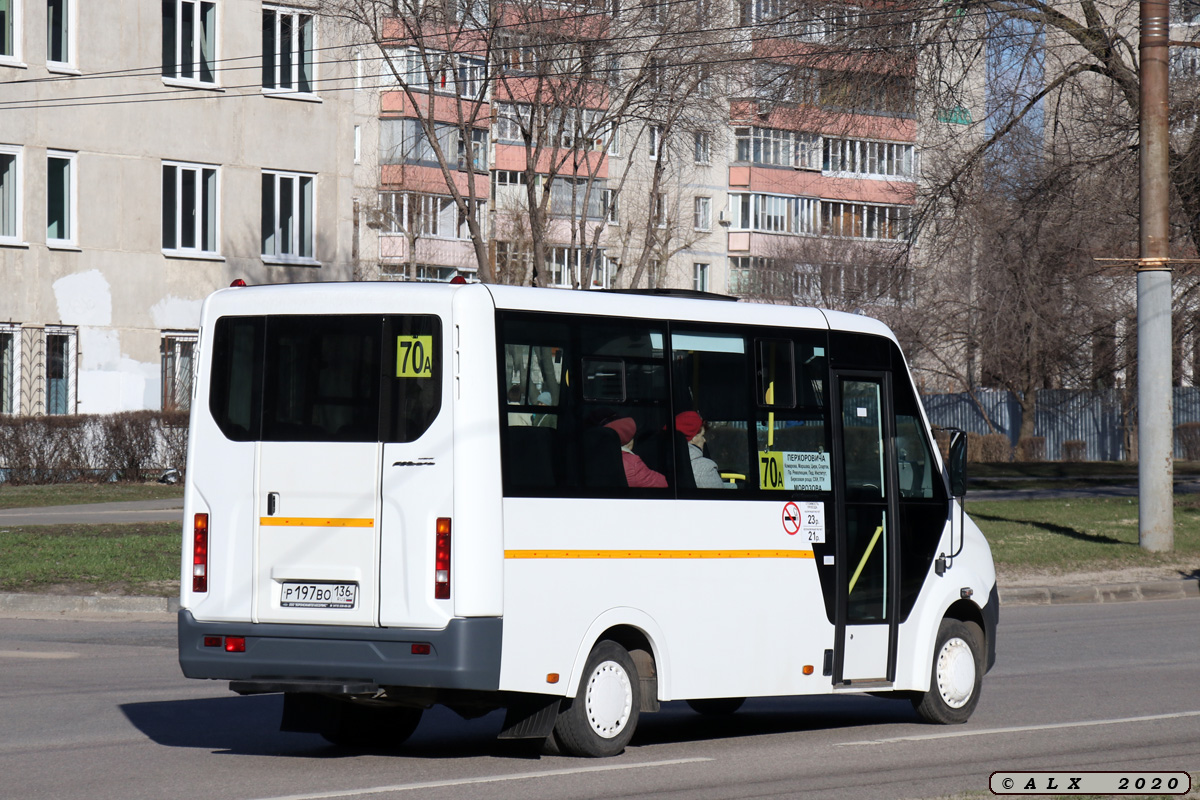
[1138, 0, 1174, 552]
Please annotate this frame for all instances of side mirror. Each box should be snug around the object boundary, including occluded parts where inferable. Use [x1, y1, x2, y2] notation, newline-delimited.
[948, 429, 968, 498]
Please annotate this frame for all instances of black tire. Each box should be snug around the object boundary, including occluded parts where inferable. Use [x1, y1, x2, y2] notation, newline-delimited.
[553, 640, 640, 757]
[319, 700, 423, 749]
[911, 618, 984, 724]
[686, 697, 745, 716]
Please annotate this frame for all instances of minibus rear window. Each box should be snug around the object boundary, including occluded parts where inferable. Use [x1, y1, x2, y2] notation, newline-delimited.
[209, 314, 441, 443]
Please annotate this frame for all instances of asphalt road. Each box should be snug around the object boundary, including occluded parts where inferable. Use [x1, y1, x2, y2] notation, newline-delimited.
[2, 600, 1197, 800]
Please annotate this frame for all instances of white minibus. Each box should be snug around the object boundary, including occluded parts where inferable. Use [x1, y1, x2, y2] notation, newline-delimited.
[178, 281, 997, 757]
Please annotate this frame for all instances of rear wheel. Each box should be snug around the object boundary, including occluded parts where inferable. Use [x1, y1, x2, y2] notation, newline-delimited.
[553, 640, 640, 757]
[912, 618, 984, 724]
[319, 700, 423, 749]
[686, 697, 745, 716]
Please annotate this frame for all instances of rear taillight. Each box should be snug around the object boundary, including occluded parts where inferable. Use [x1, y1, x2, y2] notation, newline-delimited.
[434, 517, 451, 600]
[193, 513, 209, 593]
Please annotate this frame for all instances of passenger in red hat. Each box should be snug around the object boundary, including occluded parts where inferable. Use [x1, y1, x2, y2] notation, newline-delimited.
[605, 417, 667, 488]
[675, 411, 729, 489]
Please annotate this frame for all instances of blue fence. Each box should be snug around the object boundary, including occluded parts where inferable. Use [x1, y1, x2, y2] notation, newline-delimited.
[920, 387, 1200, 461]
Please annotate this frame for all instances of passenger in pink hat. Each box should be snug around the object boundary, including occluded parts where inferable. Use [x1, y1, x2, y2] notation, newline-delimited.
[675, 411, 729, 489]
[605, 417, 667, 488]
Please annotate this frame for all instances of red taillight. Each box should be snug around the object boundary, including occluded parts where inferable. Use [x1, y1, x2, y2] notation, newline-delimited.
[193, 513, 209, 593]
[434, 517, 451, 600]
[412, 643, 431, 655]
[224, 636, 246, 653]
[203, 636, 222, 648]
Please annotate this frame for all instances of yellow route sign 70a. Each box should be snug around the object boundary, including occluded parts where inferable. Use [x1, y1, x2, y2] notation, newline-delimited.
[396, 335, 434, 378]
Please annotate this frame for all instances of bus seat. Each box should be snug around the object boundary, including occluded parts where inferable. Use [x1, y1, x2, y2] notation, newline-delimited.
[506, 426, 558, 489]
[581, 425, 627, 488]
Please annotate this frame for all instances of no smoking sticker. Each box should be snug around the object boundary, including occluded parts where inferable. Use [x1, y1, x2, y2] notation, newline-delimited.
[782, 502, 801, 535]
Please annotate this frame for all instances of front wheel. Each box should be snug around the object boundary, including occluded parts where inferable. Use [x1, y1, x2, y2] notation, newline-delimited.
[553, 640, 640, 757]
[912, 618, 984, 724]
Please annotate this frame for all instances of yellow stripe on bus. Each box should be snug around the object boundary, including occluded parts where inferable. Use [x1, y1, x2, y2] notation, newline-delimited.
[505, 549, 815, 560]
[259, 517, 375, 528]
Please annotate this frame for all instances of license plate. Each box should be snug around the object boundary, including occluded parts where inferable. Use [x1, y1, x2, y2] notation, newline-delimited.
[280, 582, 358, 609]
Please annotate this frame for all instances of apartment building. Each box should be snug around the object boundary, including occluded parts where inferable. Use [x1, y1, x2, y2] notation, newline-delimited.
[354, 0, 923, 302]
[0, 0, 360, 416]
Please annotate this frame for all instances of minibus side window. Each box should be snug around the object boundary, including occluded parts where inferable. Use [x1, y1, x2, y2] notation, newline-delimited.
[210, 316, 264, 441]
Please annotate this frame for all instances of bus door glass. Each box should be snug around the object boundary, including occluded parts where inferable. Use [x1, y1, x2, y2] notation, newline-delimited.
[835, 373, 899, 683]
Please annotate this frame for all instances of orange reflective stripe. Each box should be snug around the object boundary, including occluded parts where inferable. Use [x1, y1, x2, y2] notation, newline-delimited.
[504, 549, 814, 559]
[259, 517, 374, 528]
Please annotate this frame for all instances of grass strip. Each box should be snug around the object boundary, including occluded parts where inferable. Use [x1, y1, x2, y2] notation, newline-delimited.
[0, 521, 181, 596]
[968, 495, 1200, 573]
[0, 483, 184, 510]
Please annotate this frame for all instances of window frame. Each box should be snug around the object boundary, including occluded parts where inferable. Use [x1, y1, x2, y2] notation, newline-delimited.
[162, 160, 219, 258]
[261, 168, 316, 264]
[693, 195, 711, 231]
[46, 148, 76, 247]
[693, 262, 709, 292]
[161, 330, 198, 412]
[46, 0, 73, 70]
[42, 324, 76, 416]
[1, 0, 22, 64]
[261, 5, 315, 96]
[161, 0, 217, 86]
[0, 144, 22, 244]
[693, 130, 711, 165]
[0, 322, 19, 415]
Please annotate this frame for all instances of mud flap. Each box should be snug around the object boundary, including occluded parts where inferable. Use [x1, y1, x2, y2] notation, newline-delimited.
[497, 694, 562, 739]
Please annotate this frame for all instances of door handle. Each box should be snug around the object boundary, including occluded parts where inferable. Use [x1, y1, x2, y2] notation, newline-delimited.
[267, 492, 278, 516]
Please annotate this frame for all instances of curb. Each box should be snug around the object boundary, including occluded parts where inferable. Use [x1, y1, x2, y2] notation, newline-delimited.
[0, 593, 180, 616]
[999, 578, 1200, 607]
[1, 579, 1197, 618]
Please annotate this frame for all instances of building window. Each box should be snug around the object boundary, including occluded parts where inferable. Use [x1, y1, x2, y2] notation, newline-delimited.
[693, 262, 709, 292]
[47, 0, 72, 67]
[44, 326, 75, 415]
[162, 332, 197, 411]
[649, 125, 662, 160]
[2, 0, 21, 61]
[162, 161, 218, 256]
[653, 192, 666, 228]
[694, 196, 711, 231]
[46, 150, 75, 246]
[379, 262, 465, 282]
[262, 7, 313, 93]
[162, 0, 216, 84]
[823, 137, 916, 179]
[0, 324, 17, 414]
[693, 130, 711, 164]
[546, 246, 607, 288]
[0, 144, 20, 243]
[728, 192, 818, 235]
[262, 170, 315, 261]
[734, 126, 821, 170]
[602, 188, 618, 224]
[377, 191, 483, 240]
[821, 201, 911, 240]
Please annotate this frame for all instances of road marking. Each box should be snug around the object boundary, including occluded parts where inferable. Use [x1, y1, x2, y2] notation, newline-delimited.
[247, 757, 712, 800]
[0, 650, 79, 660]
[837, 710, 1200, 746]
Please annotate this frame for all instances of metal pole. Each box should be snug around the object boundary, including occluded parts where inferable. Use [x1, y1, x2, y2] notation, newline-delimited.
[1138, 0, 1174, 552]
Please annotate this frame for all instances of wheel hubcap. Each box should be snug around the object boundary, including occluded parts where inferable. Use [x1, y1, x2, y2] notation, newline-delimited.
[936, 636, 976, 709]
[585, 660, 632, 738]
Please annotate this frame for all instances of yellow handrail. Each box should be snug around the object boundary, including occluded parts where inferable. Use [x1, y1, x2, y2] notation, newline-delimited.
[848, 525, 884, 594]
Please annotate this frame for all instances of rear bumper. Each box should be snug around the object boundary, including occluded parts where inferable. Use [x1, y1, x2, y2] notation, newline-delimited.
[178, 610, 502, 692]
